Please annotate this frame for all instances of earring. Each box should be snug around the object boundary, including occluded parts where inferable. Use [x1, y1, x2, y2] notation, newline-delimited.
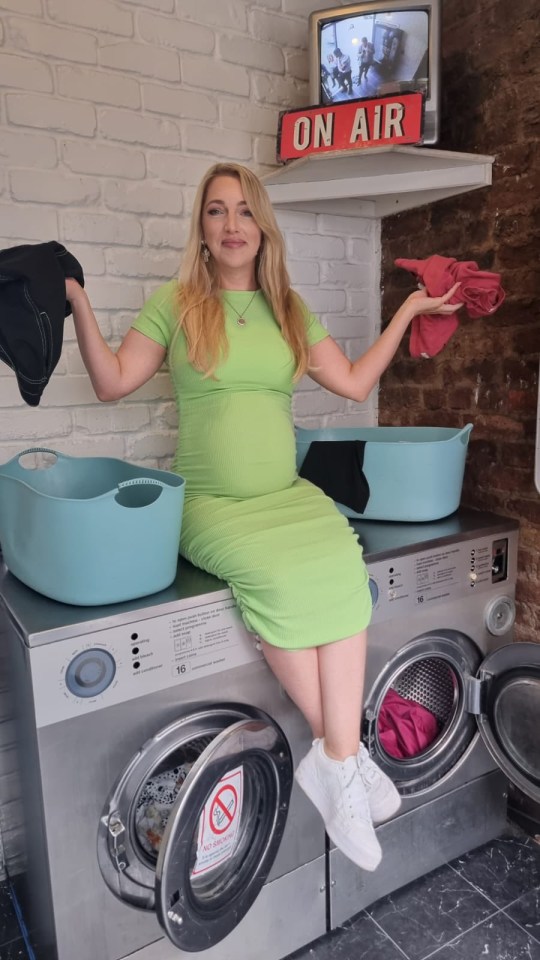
[201, 240, 210, 263]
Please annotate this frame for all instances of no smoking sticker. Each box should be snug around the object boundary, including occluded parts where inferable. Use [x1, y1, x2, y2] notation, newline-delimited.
[192, 765, 244, 876]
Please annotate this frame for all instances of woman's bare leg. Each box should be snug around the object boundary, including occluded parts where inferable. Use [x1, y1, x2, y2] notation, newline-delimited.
[266, 631, 396, 870]
[260, 631, 367, 758]
[260, 641, 324, 739]
[317, 631, 366, 760]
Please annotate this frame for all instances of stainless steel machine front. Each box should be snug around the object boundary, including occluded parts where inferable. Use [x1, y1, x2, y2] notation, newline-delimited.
[0, 564, 326, 960]
[2, 507, 539, 959]
[329, 507, 540, 926]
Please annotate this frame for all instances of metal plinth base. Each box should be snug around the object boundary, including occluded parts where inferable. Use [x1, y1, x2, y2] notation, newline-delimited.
[329, 770, 508, 928]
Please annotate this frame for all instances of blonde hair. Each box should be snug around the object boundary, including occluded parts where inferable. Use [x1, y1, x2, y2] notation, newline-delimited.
[174, 162, 310, 380]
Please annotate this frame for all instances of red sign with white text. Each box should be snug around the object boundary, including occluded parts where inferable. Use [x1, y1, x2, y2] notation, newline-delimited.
[277, 92, 423, 162]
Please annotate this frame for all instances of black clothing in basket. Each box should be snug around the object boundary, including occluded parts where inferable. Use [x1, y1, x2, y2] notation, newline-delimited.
[298, 440, 371, 514]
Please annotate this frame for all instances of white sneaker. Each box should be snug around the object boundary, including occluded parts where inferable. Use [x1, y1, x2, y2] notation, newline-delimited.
[295, 740, 382, 871]
[358, 745, 402, 824]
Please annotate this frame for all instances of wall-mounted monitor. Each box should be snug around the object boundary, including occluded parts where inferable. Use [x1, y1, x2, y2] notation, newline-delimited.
[308, 0, 441, 145]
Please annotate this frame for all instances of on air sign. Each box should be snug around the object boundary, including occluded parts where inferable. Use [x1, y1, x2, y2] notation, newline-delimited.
[277, 92, 423, 162]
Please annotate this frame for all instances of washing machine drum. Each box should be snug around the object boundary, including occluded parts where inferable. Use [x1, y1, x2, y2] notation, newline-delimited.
[363, 634, 540, 801]
[97, 703, 292, 952]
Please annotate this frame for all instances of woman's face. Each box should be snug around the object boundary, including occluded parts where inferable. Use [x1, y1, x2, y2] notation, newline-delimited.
[201, 175, 262, 287]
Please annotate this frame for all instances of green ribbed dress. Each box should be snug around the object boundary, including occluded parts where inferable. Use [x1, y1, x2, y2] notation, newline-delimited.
[132, 281, 371, 649]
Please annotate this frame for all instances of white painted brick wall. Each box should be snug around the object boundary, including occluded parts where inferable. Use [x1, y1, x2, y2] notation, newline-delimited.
[0, 0, 378, 877]
[276, 209, 380, 428]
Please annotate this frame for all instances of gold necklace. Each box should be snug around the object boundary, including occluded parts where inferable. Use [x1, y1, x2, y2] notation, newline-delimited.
[223, 290, 258, 326]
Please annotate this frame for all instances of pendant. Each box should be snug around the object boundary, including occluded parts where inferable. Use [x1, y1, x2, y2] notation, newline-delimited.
[237, 317, 246, 326]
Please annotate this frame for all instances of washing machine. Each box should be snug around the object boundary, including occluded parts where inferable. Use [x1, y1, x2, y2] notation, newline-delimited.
[329, 507, 540, 927]
[0, 560, 327, 960]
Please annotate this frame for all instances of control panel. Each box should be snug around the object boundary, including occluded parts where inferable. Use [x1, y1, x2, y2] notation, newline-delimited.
[367, 531, 517, 627]
[29, 595, 263, 728]
[26, 528, 518, 728]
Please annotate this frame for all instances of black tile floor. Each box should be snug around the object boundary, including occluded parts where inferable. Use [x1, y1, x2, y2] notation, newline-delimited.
[1, 825, 539, 960]
[289, 825, 540, 960]
[0, 876, 28, 960]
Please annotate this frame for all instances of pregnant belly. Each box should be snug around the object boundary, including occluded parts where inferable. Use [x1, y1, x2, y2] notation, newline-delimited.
[175, 392, 297, 498]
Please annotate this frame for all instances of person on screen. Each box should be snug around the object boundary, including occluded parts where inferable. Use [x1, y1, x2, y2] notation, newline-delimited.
[357, 37, 375, 84]
[333, 48, 353, 95]
[326, 53, 340, 89]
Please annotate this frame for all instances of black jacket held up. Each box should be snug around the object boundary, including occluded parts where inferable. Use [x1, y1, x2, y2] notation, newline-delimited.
[0, 241, 84, 406]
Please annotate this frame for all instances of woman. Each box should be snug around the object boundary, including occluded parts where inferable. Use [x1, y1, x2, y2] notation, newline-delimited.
[66, 162, 460, 872]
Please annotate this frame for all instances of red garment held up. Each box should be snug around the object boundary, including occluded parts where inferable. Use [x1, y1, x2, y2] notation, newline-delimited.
[395, 254, 506, 358]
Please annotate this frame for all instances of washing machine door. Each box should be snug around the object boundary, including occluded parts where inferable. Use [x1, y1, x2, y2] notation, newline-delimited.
[97, 702, 292, 947]
[155, 714, 291, 951]
[475, 641, 540, 803]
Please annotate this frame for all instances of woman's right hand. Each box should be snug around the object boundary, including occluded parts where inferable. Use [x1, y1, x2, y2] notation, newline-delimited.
[404, 282, 463, 318]
[65, 276, 86, 307]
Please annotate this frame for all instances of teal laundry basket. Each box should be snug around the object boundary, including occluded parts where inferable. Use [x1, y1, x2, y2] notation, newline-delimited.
[295, 424, 473, 522]
[0, 448, 186, 605]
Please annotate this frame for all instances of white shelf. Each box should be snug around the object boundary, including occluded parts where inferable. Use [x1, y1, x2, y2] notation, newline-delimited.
[262, 146, 494, 219]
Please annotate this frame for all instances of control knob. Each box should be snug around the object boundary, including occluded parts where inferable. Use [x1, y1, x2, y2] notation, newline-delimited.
[368, 577, 379, 606]
[484, 596, 516, 636]
[65, 648, 116, 697]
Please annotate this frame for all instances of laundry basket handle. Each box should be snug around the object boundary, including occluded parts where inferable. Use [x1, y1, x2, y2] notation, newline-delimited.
[17, 446, 61, 459]
[115, 477, 166, 509]
[13, 447, 65, 470]
[117, 478, 165, 490]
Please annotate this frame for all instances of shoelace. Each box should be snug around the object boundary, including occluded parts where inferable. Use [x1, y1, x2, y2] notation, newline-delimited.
[358, 761, 378, 789]
[341, 762, 371, 821]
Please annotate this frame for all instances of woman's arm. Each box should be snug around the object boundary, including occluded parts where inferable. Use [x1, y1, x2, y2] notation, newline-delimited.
[307, 284, 461, 403]
[66, 278, 167, 402]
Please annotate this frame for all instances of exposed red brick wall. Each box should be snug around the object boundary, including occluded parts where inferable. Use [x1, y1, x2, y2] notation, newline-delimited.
[379, 0, 540, 641]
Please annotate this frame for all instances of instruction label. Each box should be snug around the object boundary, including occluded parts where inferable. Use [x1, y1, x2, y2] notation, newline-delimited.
[192, 766, 244, 876]
[368, 534, 510, 627]
[170, 600, 262, 681]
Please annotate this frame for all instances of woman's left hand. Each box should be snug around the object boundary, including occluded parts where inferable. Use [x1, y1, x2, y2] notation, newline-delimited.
[405, 281, 463, 317]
